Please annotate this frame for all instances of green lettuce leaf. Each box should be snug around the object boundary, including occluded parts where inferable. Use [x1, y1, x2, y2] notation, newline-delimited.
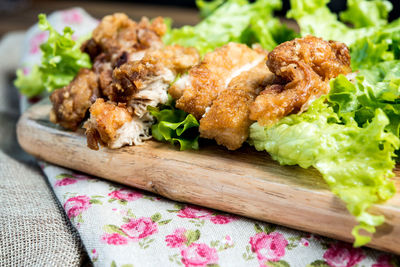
[250, 60, 400, 246]
[164, 0, 296, 55]
[148, 99, 200, 150]
[288, 0, 400, 71]
[287, 0, 392, 46]
[243, 0, 298, 51]
[349, 21, 400, 70]
[14, 65, 45, 98]
[196, 0, 226, 19]
[350, 32, 395, 70]
[340, 0, 392, 28]
[250, 97, 398, 247]
[329, 62, 400, 136]
[14, 14, 91, 96]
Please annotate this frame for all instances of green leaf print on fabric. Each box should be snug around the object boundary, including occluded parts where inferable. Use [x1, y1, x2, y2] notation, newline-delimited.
[151, 212, 162, 222]
[306, 260, 330, 267]
[103, 225, 129, 237]
[185, 229, 201, 246]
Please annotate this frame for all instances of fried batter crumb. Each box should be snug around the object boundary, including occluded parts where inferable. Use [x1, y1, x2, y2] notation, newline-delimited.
[173, 42, 267, 119]
[87, 13, 166, 59]
[199, 59, 275, 150]
[250, 35, 351, 126]
[50, 68, 99, 130]
[83, 98, 152, 150]
[110, 45, 200, 116]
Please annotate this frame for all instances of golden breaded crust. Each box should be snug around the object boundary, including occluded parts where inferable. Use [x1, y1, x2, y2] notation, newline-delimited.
[267, 35, 351, 81]
[199, 58, 275, 150]
[90, 13, 166, 56]
[200, 90, 255, 150]
[227, 57, 274, 94]
[84, 98, 133, 150]
[175, 42, 265, 119]
[110, 45, 200, 103]
[49, 68, 99, 130]
[92, 53, 114, 98]
[250, 36, 352, 126]
[142, 45, 200, 73]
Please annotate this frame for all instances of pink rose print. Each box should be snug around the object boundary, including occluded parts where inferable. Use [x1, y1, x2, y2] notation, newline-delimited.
[55, 178, 77, 186]
[181, 243, 218, 267]
[108, 189, 143, 202]
[63, 195, 91, 218]
[166, 228, 187, 248]
[61, 9, 83, 24]
[210, 215, 237, 224]
[91, 248, 99, 262]
[250, 232, 288, 264]
[55, 173, 88, 187]
[121, 217, 158, 241]
[178, 206, 213, 219]
[101, 233, 129, 245]
[224, 235, 234, 247]
[29, 32, 48, 54]
[323, 242, 365, 267]
[300, 238, 310, 247]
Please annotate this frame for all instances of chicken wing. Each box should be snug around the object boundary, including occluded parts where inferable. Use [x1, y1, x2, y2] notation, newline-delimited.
[50, 68, 99, 130]
[172, 43, 267, 119]
[84, 98, 152, 150]
[250, 36, 351, 126]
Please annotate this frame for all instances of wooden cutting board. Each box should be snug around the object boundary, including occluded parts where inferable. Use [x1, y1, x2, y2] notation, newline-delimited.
[17, 99, 400, 254]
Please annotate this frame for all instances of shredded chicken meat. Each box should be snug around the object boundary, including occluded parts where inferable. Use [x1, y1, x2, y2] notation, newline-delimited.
[51, 13, 168, 132]
[110, 45, 200, 115]
[83, 45, 200, 149]
[84, 98, 152, 150]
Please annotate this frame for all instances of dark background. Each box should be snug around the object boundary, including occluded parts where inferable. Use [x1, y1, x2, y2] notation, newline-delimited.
[0, 0, 399, 37]
[112, 0, 400, 20]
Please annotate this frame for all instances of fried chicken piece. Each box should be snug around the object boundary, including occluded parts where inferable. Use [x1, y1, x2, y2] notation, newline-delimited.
[84, 98, 152, 150]
[199, 59, 275, 150]
[92, 51, 133, 100]
[84, 45, 199, 150]
[92, 53, 113, 97]
[83, 13, 166, 62]
[81, 13, 167, 99]
[250, 36, 351, 126]
[172, 43, 267, 119]
[200, 90, 255, 150]
[81, 13, 168, 100]
[110, 45, 200, 116]
[49, 69, 99, 130]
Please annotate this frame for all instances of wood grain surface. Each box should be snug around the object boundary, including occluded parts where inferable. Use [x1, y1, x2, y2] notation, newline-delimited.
[17, 99, 400, 254]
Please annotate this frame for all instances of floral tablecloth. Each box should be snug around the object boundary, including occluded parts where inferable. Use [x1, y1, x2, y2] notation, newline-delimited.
[21, 8, 399, 267]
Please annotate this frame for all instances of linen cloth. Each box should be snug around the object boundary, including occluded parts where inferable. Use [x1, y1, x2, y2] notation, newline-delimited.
[5, 7, 400, 267]
[0, 32, 89, 266]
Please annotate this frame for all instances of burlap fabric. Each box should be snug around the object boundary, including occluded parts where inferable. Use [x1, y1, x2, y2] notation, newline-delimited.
[0, 33, 88, 267]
